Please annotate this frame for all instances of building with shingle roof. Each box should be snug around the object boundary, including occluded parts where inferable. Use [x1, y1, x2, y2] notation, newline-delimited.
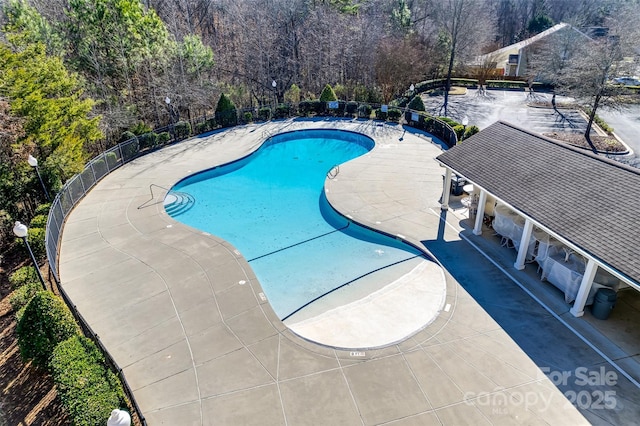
[476, 22, 591, 77]
[435, 121, 639, 316]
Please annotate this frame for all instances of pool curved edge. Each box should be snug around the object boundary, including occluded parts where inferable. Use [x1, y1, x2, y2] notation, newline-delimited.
[282, 190, 448, 350]
[165, 126, 450, 350]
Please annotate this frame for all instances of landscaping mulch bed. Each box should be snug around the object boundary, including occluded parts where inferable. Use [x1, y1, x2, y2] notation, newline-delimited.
[543, 132, 626, 153]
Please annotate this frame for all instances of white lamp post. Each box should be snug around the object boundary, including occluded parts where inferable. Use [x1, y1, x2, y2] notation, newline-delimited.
[461, 116, 469, 141]
[165, 97, 175, 139]
[13, 221, 46, 290]
[107, 409, 131, 426]
[409, 84, 415, 95]
[271, 80, 277, 108]
[28, 154, 50, 200]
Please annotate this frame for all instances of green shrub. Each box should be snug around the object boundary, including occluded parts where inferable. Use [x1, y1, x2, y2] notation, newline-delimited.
[119, 131, 136, 143]
[274, 104, 291, 119]
[138, 132, 158, 150]
[463, 125, 480, 140]
[357, 103, 372, 118]
[130, 121, 152, 135]
[258, 107, 272, 121]
[243, 112, 253, 123]
[27, 227, 46, 261]
[374, 108, 388, 120]
[120, 138, 140, 161]
[298, 101, 312, 116]
[34, 203, 51, 216]
[486, 80, 527, 89]
[174, 121, 191, 139]
[387, 108, 402, 122]
[9, 266, 39, 289]
[215, 93, 238, 127]
[195, 122, 209, 134]
[284, 84, 301, 103]
[16, 291, 79, 368]
[30, 214, 48, 229]
[450, 78, 479, 88]
[157, 132, 171, 144]
[319, 84, 338, 102]
[205, 118, 217, 130]
[407, 95, 426, 112]
[51, 335, 126, 426]
[10, 282, 41, 314]
[437, 116, 461, 127]
[453, 124, 465, 140]
[91, 158, 108, 179]
[105, 152, 119, 170]
[346, 101, 358, 116]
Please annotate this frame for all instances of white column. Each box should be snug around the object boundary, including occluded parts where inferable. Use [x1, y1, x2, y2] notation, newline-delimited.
[473, 190, 487, 235]
[570, 259, 598, 317]
[513, 218, 533, 270]
[441, 168, 452, 210]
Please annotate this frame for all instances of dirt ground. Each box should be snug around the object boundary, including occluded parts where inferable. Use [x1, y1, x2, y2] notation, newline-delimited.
[0, 248, 69, 425]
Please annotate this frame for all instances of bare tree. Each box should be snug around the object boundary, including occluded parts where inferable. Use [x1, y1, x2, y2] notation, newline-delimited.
[554, 8, 639, 150]
[429, 0, 495, 116]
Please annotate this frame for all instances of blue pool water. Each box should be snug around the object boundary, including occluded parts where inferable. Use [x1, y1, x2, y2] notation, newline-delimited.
[167, 129, 424, 319]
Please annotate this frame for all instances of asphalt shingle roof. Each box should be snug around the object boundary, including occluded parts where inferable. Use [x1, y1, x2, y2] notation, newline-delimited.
[436, 121, 640, 287]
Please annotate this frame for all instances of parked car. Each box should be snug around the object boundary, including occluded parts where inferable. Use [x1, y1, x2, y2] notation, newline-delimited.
[613, 77, 640, 86]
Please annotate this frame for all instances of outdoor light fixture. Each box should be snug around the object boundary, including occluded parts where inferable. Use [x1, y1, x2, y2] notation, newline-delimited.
[410, 84, 415, 93]
[13, 221, 46, 290]
[271, 80, 278, 108]
[462, 116, 469, 127]
[28, 154, 50, 200]
[165, 97, 175, 139]
[107, 409, 131, 426]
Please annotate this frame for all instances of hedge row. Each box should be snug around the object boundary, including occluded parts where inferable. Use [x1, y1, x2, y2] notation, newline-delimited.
[10, 281, 128, 425]
[51, 335, 127, 426]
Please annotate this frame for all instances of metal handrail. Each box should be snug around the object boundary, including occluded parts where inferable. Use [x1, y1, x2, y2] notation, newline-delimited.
[327, 164, 340, 179]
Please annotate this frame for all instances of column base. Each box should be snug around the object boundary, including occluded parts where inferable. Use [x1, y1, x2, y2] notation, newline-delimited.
[569, 307, 585, 317]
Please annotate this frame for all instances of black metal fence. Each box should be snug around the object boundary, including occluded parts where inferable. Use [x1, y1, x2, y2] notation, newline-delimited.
[43, 101, 457, 424]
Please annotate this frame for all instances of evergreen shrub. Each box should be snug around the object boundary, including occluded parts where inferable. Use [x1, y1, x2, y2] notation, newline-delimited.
[34, 203, 51, 216]
[157, 132, 171, 144]
[387, 108, 402, 122]
[27, 227, 46, 260]
[174, 121, 191, 139]
[10, 283, 41, 314]
[50, 335, 126, 426]
[319, 84, 338, 102]
[16, 291, 79, 368]
[9, 266, 38, 289]
[407, 95, 426, 112]
[258, 107, 272, 121]
[215, 94, 238, 127]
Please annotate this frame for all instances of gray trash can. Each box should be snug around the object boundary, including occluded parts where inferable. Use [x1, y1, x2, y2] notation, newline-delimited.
[591, 288, 617, 320]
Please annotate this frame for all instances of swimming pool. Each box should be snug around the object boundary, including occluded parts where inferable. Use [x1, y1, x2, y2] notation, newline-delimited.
[166, 129, 427, 319]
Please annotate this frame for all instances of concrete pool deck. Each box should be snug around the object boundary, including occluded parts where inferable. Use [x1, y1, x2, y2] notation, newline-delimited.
[58, 119, 637, 424]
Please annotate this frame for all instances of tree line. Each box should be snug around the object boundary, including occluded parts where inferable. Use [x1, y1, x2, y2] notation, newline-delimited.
[0, 0, 639, 241]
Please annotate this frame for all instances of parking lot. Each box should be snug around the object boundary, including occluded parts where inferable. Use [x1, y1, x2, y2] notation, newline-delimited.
[422, 89, 639, 166]
[422, 89, 590, 135]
